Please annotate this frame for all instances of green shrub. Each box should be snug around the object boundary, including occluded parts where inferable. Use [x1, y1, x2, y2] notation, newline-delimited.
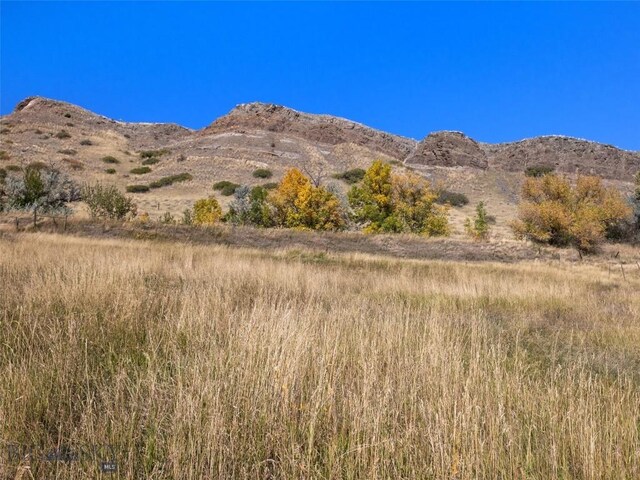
[213, 180, 240, 194]
[149, 173, 193, 189]
[213, 180, 235, 191]
[57, 149, 77, 156]
[79, 139, 93, 146]
[225, 185, 273, 227]
[130, 166, 152, 175]
[333, 168, 366, 184]
[464, 201, 491, 241]
[221, 183, 239, 196]
[55, 130, 71, 139]
[0, 150, 9, 160]
[262, 182, 278, 190]
[102, 156, 120, 164]
[142, 157, 160, 165]
[126, 184, 150, 193]
[436, 190, 469, 207]
[182, 208, 193, 225]
[525, 165, 555, 178]
[253, 168, 273, 179]
[139, 149, 169, 159]
[105, 168, 116, 174]
[82, 183, 136, 220]
[0, 168, 6, 182]
[6, 164, 22, 172]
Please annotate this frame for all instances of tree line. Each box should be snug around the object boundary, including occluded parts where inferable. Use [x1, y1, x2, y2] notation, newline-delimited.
[1, 161, 638, 253]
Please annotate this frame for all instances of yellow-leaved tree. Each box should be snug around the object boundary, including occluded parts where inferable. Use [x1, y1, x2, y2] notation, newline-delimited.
[193, 196, 222, 225]
[511, 174, 632, 252]
[348, 161, 449, 235]
[347, 160, 393, 232]
[390, 172, 450, 236]
[269, 168, 345, 231]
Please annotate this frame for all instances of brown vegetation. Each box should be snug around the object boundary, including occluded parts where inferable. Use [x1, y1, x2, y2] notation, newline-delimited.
[1, 233, 639, 478]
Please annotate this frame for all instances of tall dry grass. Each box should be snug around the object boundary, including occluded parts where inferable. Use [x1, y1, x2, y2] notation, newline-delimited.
[0, 233, 639, 479]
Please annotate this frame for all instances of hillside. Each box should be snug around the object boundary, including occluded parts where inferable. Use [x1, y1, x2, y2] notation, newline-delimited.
[1, 96, 638, 236]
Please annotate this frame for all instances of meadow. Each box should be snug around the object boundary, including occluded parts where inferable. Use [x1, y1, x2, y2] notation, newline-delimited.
[1, 233, 639, 478]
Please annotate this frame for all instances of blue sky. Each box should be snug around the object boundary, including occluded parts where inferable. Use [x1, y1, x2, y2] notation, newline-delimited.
[1, 2, 639, 150]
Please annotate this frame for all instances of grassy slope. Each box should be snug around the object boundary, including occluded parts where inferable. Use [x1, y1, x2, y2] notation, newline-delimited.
[1, 234, 639, 478]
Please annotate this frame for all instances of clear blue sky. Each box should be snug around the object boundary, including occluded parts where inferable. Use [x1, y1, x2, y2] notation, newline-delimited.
[1, 2, 639, 150]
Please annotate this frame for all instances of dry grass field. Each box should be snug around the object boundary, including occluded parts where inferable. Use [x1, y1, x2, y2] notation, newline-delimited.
[1, 233, 639, 478]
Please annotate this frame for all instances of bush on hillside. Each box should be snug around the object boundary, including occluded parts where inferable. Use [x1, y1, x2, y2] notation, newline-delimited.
[149, 173, 193, 189]
[82, 183, 136, 220]
[58, 149, 77, 156]
[525, 165, 555, 178]
[130, 166, 152, 175]
[213, 180, 240, 196]
[333, 168, 366, 184]
[126, 184, 150, 193]
[139, 149, 169, 160]
[55, 130, 71, 139]
[436, 190, 469, 207]
[252, 168, 273, 179]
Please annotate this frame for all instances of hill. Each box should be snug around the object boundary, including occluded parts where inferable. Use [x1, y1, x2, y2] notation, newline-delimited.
[1, 96, 638, 236]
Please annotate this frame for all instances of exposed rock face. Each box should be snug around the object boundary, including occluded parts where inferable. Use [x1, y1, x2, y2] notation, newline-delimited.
[482, 136, 640, 180]
[405, 131, 489, 169]
[202, 102, 417, 160]
[404, 131, 640, 181]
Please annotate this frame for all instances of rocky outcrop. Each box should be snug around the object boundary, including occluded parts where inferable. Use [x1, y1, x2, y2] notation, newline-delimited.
[482, 136, 640, 181]
[202, 102, 417, 160]
[405, 131, 489, 169]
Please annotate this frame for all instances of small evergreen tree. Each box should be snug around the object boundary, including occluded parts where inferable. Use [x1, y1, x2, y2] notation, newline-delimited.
[182, 208, 193, 225]
[465, 202, 491, 241]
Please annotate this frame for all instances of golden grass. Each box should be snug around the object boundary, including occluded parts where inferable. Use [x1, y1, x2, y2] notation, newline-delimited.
[1, 233, 639, 479]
